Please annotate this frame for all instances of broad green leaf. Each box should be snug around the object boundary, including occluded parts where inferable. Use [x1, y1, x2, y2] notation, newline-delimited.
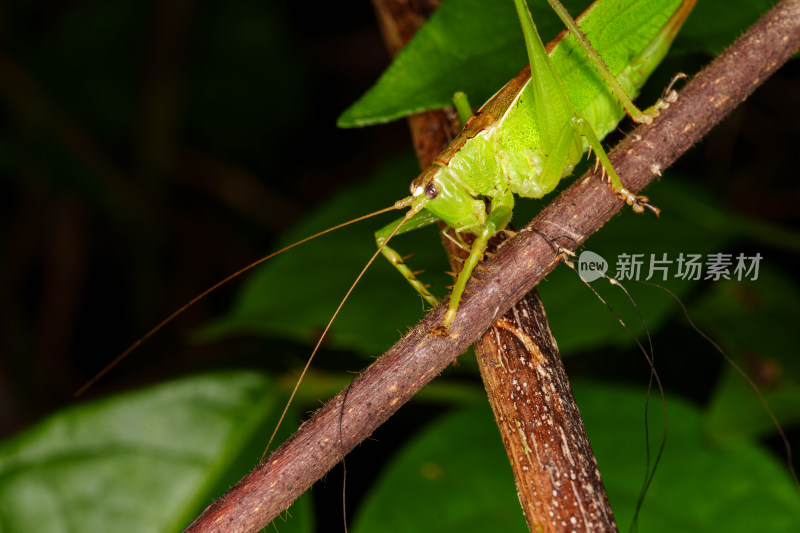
[352, 382, 799, 532]
[337, 0, 575, 127]
[578, 382, 800, 531]
[351, 399, 530, 533]
[0, 372, 311, 533]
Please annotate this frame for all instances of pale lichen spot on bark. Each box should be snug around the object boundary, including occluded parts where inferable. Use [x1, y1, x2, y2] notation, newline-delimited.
[650, 163, 662, 176]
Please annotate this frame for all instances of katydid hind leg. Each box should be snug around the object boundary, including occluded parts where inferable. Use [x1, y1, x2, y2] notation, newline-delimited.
[544, 0, 695, 125]
[547, 0, 699, 129]
[544, 0, 655, 123]
[516, 0, 663, 215]
[514, 0, 576, 157]
[576, 115, 661, 215]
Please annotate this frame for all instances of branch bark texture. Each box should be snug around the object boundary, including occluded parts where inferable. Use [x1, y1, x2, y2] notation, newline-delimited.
[183, 1, 800, 531]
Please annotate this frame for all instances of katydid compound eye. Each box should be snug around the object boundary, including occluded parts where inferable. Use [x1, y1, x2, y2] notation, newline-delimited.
[424, 182, 439, 199]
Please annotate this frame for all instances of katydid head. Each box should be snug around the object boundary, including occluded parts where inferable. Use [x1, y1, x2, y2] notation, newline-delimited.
[408, 164, 486, 232]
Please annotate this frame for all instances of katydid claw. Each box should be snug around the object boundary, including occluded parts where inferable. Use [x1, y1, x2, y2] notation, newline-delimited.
[618, 189, 661, 216]
[431, 323, 452, 337]
[642, 76, 684, 122]
[431, 309, 458, 336]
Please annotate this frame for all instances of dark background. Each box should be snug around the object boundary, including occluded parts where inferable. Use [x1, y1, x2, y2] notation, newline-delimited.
[0, 0, 415, 435]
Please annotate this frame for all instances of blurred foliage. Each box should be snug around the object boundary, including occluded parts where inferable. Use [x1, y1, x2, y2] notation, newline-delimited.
[0, 0, 798, 531]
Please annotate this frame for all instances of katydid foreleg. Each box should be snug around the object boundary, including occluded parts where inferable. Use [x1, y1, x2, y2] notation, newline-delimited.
[375, 209, 442, 308]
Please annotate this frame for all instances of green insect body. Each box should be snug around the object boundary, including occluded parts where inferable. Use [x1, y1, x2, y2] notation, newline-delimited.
[374, 0, 695, 332]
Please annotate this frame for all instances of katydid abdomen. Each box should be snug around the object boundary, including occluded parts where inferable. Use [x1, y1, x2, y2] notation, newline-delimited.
[451, 0, 690, 198]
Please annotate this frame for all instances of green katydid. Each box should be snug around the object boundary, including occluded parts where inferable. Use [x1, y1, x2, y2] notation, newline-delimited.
[228, 0, 697, 459]
[79, 0, 695, 390]
[79, 0, 696, 423]
[371, 0, 694, 333]
[64, 0, 800, 528]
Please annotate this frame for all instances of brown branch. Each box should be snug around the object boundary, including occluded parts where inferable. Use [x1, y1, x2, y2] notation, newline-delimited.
[474, 289, 618, 531]
[183, 1, 800, 531]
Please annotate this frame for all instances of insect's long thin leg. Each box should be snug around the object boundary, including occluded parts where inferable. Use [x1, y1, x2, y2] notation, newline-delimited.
[437, 191, 514, 332]
[575, 115, 660, 216]
[544, 0, 697, 124]
[375, 209, 442, 307]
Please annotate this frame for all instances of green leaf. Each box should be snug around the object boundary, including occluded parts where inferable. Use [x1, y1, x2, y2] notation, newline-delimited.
[577, 382, 800, 531]
[352, 382, 799, 532]
[0, 372, 312, 533]
[351, 399, 530, 533]
[337, 0, 570, 127]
